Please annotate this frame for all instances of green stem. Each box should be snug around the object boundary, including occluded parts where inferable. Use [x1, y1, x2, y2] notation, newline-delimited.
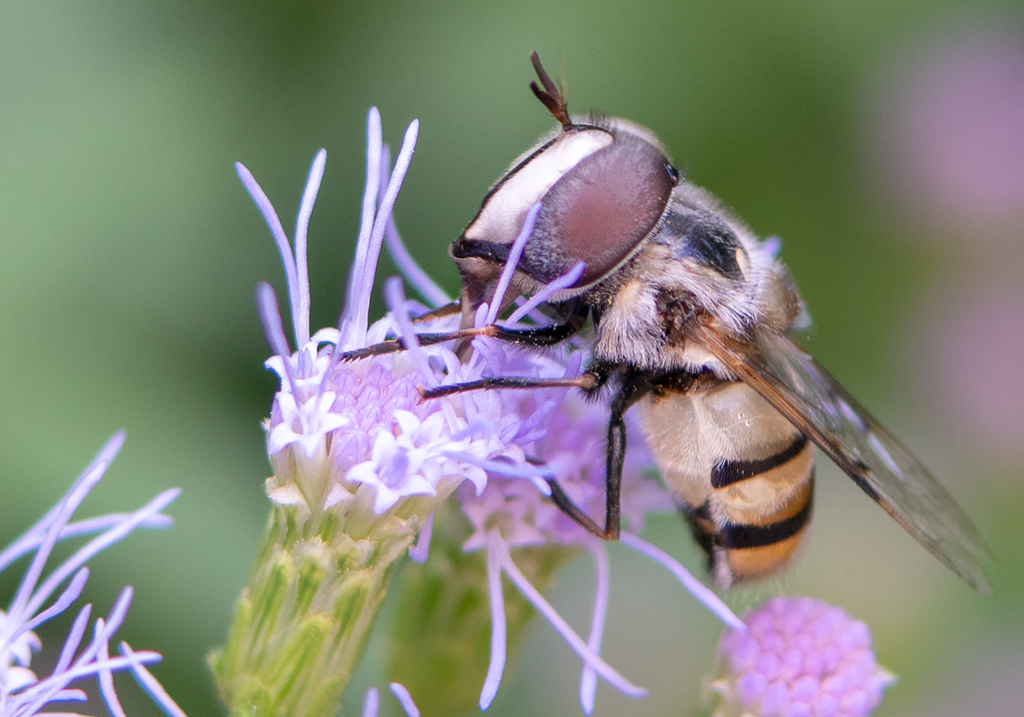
[210, 503, 416, 717]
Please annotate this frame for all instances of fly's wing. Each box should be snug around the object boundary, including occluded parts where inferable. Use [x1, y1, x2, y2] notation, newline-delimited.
[689, 322, 991, 593]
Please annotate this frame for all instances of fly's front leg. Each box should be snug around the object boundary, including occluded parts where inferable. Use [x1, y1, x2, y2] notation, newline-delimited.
[336, 307, 588, 362]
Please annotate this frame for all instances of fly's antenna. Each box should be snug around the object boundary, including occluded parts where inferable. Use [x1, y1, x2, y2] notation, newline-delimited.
[529, 50, 573, 130]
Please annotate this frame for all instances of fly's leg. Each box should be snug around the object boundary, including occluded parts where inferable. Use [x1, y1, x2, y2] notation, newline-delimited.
[337, 310, 587, 361]
[420, 374, 598, 398]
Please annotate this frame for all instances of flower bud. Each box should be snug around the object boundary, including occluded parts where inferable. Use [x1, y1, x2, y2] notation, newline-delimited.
[707, 596, 895, 717]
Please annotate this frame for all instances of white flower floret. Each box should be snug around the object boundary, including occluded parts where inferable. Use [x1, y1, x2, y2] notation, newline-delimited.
[267, 384, 349, 458]
[0, 616, 40, 693]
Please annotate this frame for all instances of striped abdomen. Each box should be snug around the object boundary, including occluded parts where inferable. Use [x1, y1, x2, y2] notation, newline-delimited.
[637, 377, 815, 588]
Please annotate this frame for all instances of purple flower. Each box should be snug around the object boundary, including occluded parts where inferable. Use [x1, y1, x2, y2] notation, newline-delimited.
[244, 113, 528, 531]
[708, 596, 895, 717]
[0, 433, 186, 717]
[230, 106, 747, 716]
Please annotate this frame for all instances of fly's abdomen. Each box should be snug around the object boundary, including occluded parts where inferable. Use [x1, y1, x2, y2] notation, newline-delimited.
[703, 432, 814, 586]
[639, 379, 816, 588]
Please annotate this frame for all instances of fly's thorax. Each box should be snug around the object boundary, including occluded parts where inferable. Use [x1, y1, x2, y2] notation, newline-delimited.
[586, 275, 671, 370]
[648, 188, 804, 335]
[585, 269, 735, 374]
[581, 183, 804, 371]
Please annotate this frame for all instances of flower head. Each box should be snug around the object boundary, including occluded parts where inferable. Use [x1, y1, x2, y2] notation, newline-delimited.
[0, 433, 185, 717]
[244, 113, 550, 538]
[708, 596, 896, 717]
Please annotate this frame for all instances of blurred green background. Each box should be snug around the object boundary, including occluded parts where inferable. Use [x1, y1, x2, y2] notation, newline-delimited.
[2, 1, 1023, 715]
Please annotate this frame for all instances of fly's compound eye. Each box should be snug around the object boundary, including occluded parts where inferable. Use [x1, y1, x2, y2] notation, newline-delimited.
[454, 127, 677, 295]
[525, 131, 676, 288]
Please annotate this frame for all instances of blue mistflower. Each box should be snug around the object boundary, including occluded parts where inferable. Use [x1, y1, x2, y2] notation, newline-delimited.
[708, 596, 896, 717]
